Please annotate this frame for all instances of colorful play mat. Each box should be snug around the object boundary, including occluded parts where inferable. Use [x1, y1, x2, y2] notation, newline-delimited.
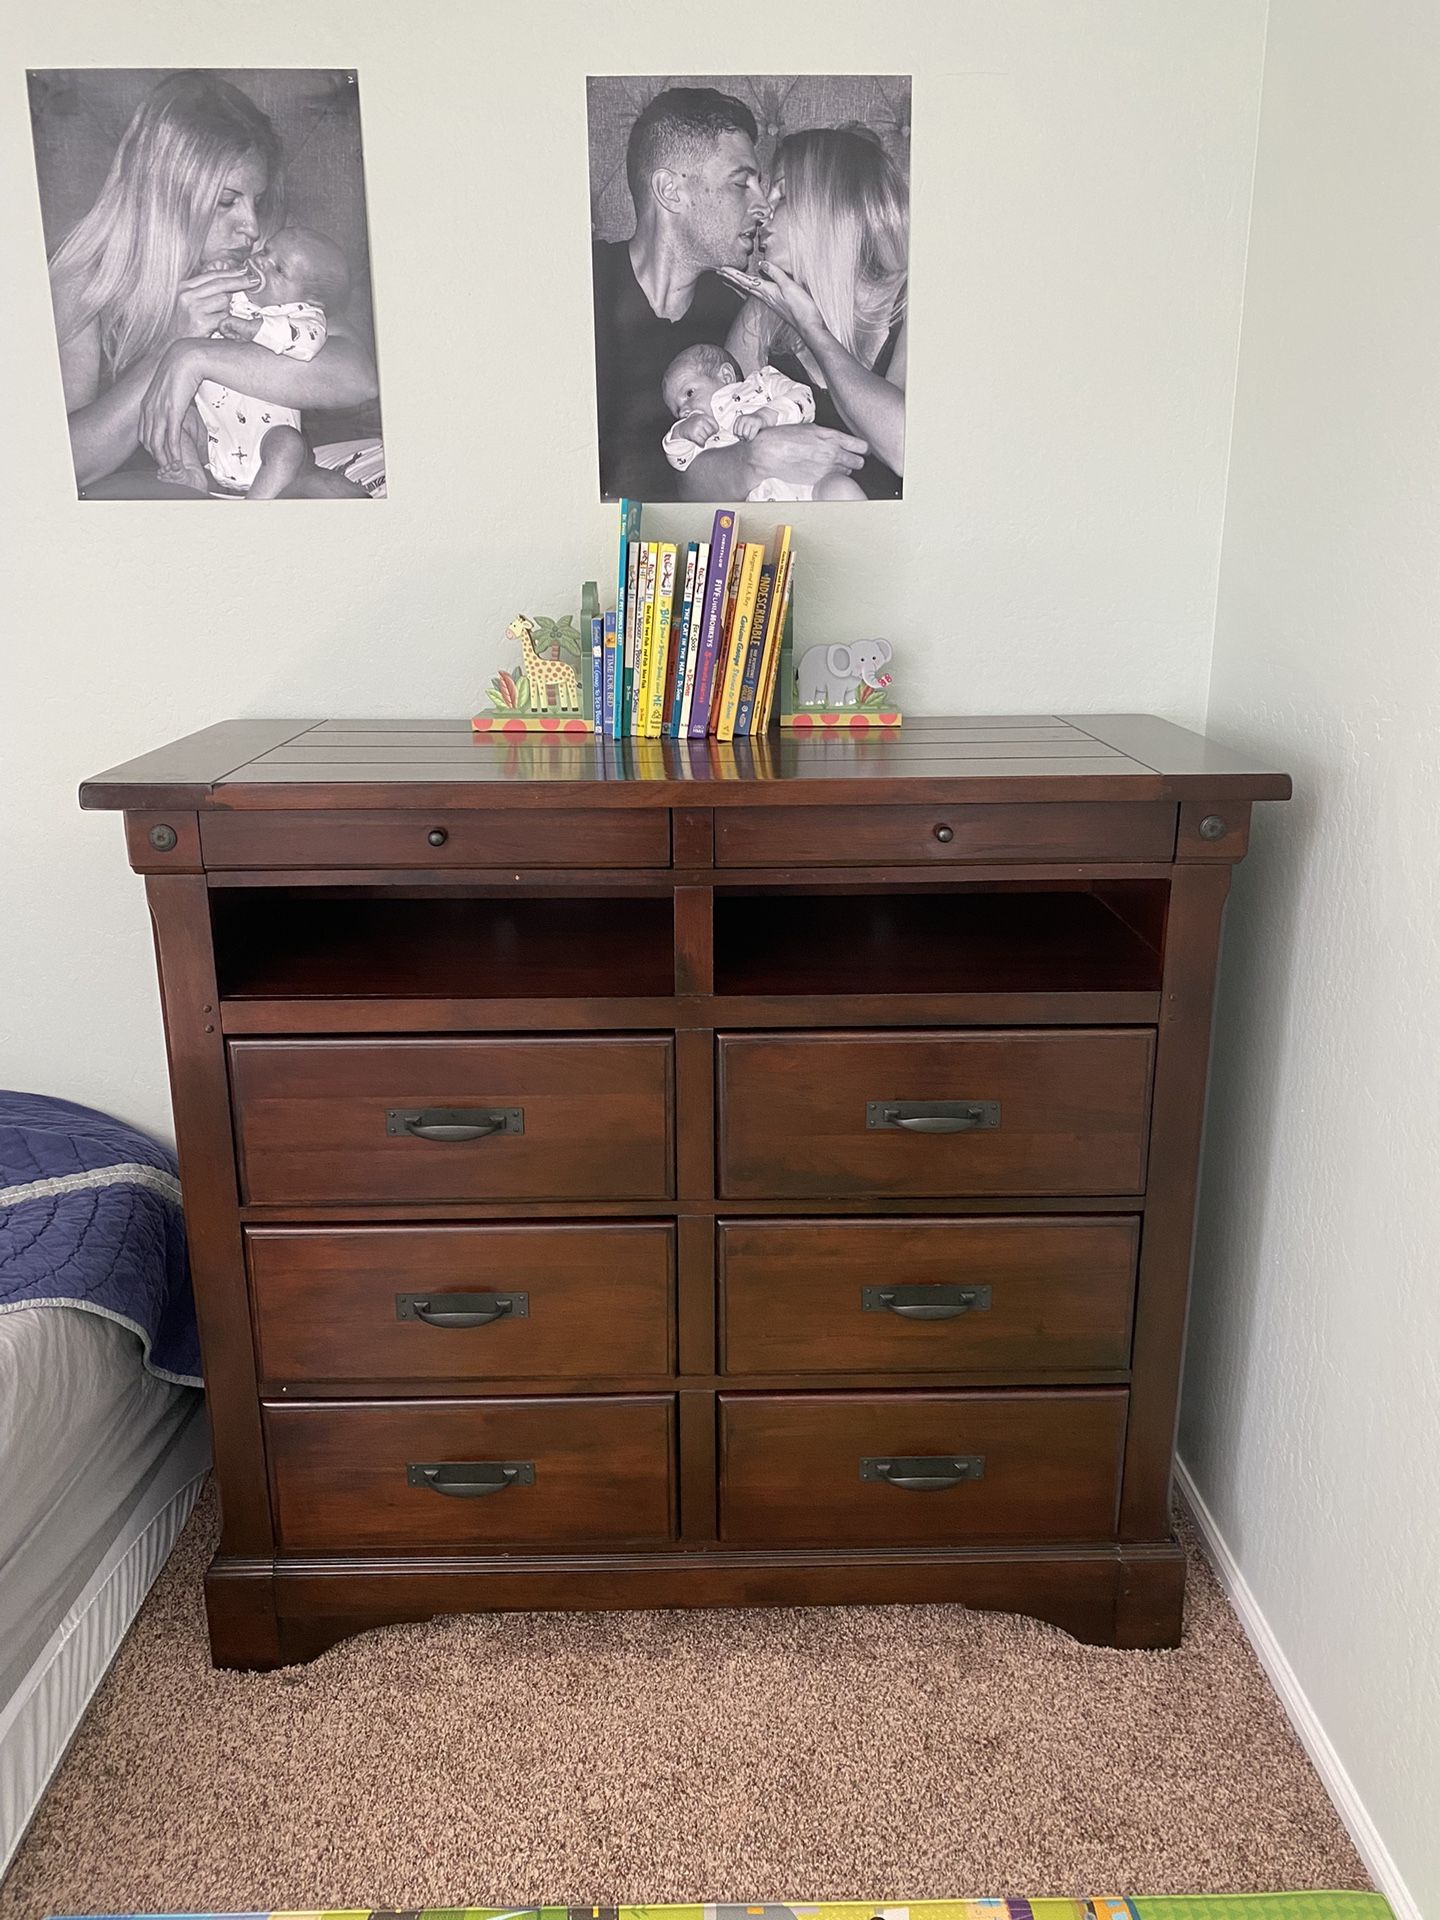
[59, 1895, 1390, 1920]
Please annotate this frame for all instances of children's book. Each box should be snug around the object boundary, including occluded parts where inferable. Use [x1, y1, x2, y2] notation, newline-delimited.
[715, 543, 766, 742]
[615, 501, 640, 624]
[601, 610, 618, 734]
[688, 509, 736, 737]
[737, 529, 794, 737]
[708, 542, 746, 734]
[667, 543, 700, 738]
[619, 537, 642, 737]
[635, 548, 654, 736]
[645, 542, 677, 738]
[752, 527, 793, 733]
[733, 559, 775, 738]
[676, 540, 710, 736]
[757, 551, 794, 732]
[631, 545, 649, 734]
[635, 544, 652, 735]
[661, 607, 683, 735]
[613, 502, 641, 739]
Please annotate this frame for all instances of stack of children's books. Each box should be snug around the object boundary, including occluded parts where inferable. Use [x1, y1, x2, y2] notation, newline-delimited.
[591, 503, 795, 741]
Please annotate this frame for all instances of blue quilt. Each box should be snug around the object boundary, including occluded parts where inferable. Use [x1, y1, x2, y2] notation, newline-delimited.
[0, 1091, 201, 1386]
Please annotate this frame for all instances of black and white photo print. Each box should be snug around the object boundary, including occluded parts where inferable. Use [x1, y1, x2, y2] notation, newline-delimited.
[587, 75, 910, 505]
[29, 68, 386, 500]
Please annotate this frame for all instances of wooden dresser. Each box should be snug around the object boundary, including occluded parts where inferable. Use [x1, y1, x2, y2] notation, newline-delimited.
[81, 714, 1289, 1667]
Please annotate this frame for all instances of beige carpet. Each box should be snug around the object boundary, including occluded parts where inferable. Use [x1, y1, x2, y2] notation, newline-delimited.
[0, 1488, 1367, 1920]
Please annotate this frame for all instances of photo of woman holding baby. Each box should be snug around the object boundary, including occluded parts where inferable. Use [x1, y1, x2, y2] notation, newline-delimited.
[29, 68, 386, 500]
[587, 75, 910, 503]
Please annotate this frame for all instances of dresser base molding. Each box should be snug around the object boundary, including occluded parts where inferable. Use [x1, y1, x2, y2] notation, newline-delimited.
[205, 1538, 1186, 1668]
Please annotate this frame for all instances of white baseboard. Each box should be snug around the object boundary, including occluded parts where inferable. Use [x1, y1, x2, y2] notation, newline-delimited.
[1174, 1458, 1419, 1920]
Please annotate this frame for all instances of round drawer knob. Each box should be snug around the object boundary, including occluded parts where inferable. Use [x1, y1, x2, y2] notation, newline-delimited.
[1198, 815, 1228, 842]
[148, 824, 178, 852]
[933, 823, 955, 844]
[426, 828, 449, 848]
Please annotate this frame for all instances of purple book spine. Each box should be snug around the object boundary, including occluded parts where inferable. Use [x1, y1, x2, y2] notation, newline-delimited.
[688, 509, 736, 737]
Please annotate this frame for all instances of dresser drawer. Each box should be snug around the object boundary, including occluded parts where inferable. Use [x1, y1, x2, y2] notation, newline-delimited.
[719, 1390, 1126, 1546]
[714, 803, 1175, 867]
[717, 1029, 1154, 1198]
[231, 1037, 673, 1204]
[719, 1216, 1138, 1374]
[267, 1396, 676, 1551]
[200, 808, 669, 869]
[249, 1223, 675, 1383]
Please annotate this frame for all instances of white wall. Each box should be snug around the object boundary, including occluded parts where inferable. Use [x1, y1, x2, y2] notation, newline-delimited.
[0, 0, 1267, 1137]
[1182, 2, 1440, 1911]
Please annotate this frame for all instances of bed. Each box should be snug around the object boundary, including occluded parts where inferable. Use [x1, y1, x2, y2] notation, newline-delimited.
[0, 1094, 208, 1877]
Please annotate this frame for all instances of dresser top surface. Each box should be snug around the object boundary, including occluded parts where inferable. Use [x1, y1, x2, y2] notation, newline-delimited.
[79, 714, 1292, 811]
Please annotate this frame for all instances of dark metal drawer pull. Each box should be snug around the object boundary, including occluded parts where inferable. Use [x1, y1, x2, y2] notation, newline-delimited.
[862, 1283, 992, 1320]
[861, 1454, 986, 1491]
[407, 1460, 534, 1497]
[866, 1100, 1000, 1134]
[395, 1291, 529, 1328]
[386, 1106, 524, 1142]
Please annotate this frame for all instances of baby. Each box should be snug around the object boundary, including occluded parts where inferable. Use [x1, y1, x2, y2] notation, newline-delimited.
[171, 226, 360, 499]
[660, 343, 864, 501]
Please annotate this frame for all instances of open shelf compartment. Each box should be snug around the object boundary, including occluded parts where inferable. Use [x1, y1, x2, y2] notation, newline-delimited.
[713, 880, 1167, 998]
[212, 889, 676, 1001]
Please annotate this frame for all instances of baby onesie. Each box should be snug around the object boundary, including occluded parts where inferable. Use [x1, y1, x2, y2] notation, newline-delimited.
[194, 294, 327, 493]
[662, 364, 817, 501]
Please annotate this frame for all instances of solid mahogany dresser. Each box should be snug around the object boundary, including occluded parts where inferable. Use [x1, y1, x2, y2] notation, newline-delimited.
[81, 713, 1289, 1667]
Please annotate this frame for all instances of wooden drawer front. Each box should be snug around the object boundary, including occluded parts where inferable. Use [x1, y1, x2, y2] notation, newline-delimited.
[720, 1390, 1126, 1545]
[200, 808, 669, 870]
[267, 1396, 676, 1551]
[249, 1223, 675, 1384]
[231, 1037, 673, 1204]
[719, 1217, 1138, 1374]
[717, 1030, 1154, 1198]
[714, 803, 1175, 867]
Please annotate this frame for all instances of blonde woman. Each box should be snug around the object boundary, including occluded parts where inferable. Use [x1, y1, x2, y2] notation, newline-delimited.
[724, 125, 908, 499]
[48, 71, 377, 498]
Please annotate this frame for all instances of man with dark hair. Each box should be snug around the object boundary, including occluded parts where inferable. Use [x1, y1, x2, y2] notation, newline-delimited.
[623, 87, 762, 251]
[591, 85, 864, 501]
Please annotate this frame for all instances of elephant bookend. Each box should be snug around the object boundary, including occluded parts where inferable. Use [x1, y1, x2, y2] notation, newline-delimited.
[781, 637, 902, 730]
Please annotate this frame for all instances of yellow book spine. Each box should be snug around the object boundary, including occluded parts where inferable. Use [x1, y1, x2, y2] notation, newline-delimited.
[753, 527, 792, 733]
[715, 544, 765, 742]
[633, 541, 658, 736]
[646, 542, 677, 737]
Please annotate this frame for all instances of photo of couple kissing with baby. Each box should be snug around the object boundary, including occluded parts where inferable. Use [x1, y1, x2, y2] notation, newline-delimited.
[29, 68, 386, 501]
[587, 75, 911, 504]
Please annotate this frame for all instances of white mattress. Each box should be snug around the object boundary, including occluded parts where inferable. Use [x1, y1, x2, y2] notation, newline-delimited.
[0, 1307, 201, 1701]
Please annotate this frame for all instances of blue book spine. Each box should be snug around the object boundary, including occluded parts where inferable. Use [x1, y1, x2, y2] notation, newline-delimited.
[590, 615, 605, 728]
[601, 610, 618, 734]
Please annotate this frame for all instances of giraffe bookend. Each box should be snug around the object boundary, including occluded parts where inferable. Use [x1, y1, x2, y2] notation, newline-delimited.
[472, 613, 595, 734]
